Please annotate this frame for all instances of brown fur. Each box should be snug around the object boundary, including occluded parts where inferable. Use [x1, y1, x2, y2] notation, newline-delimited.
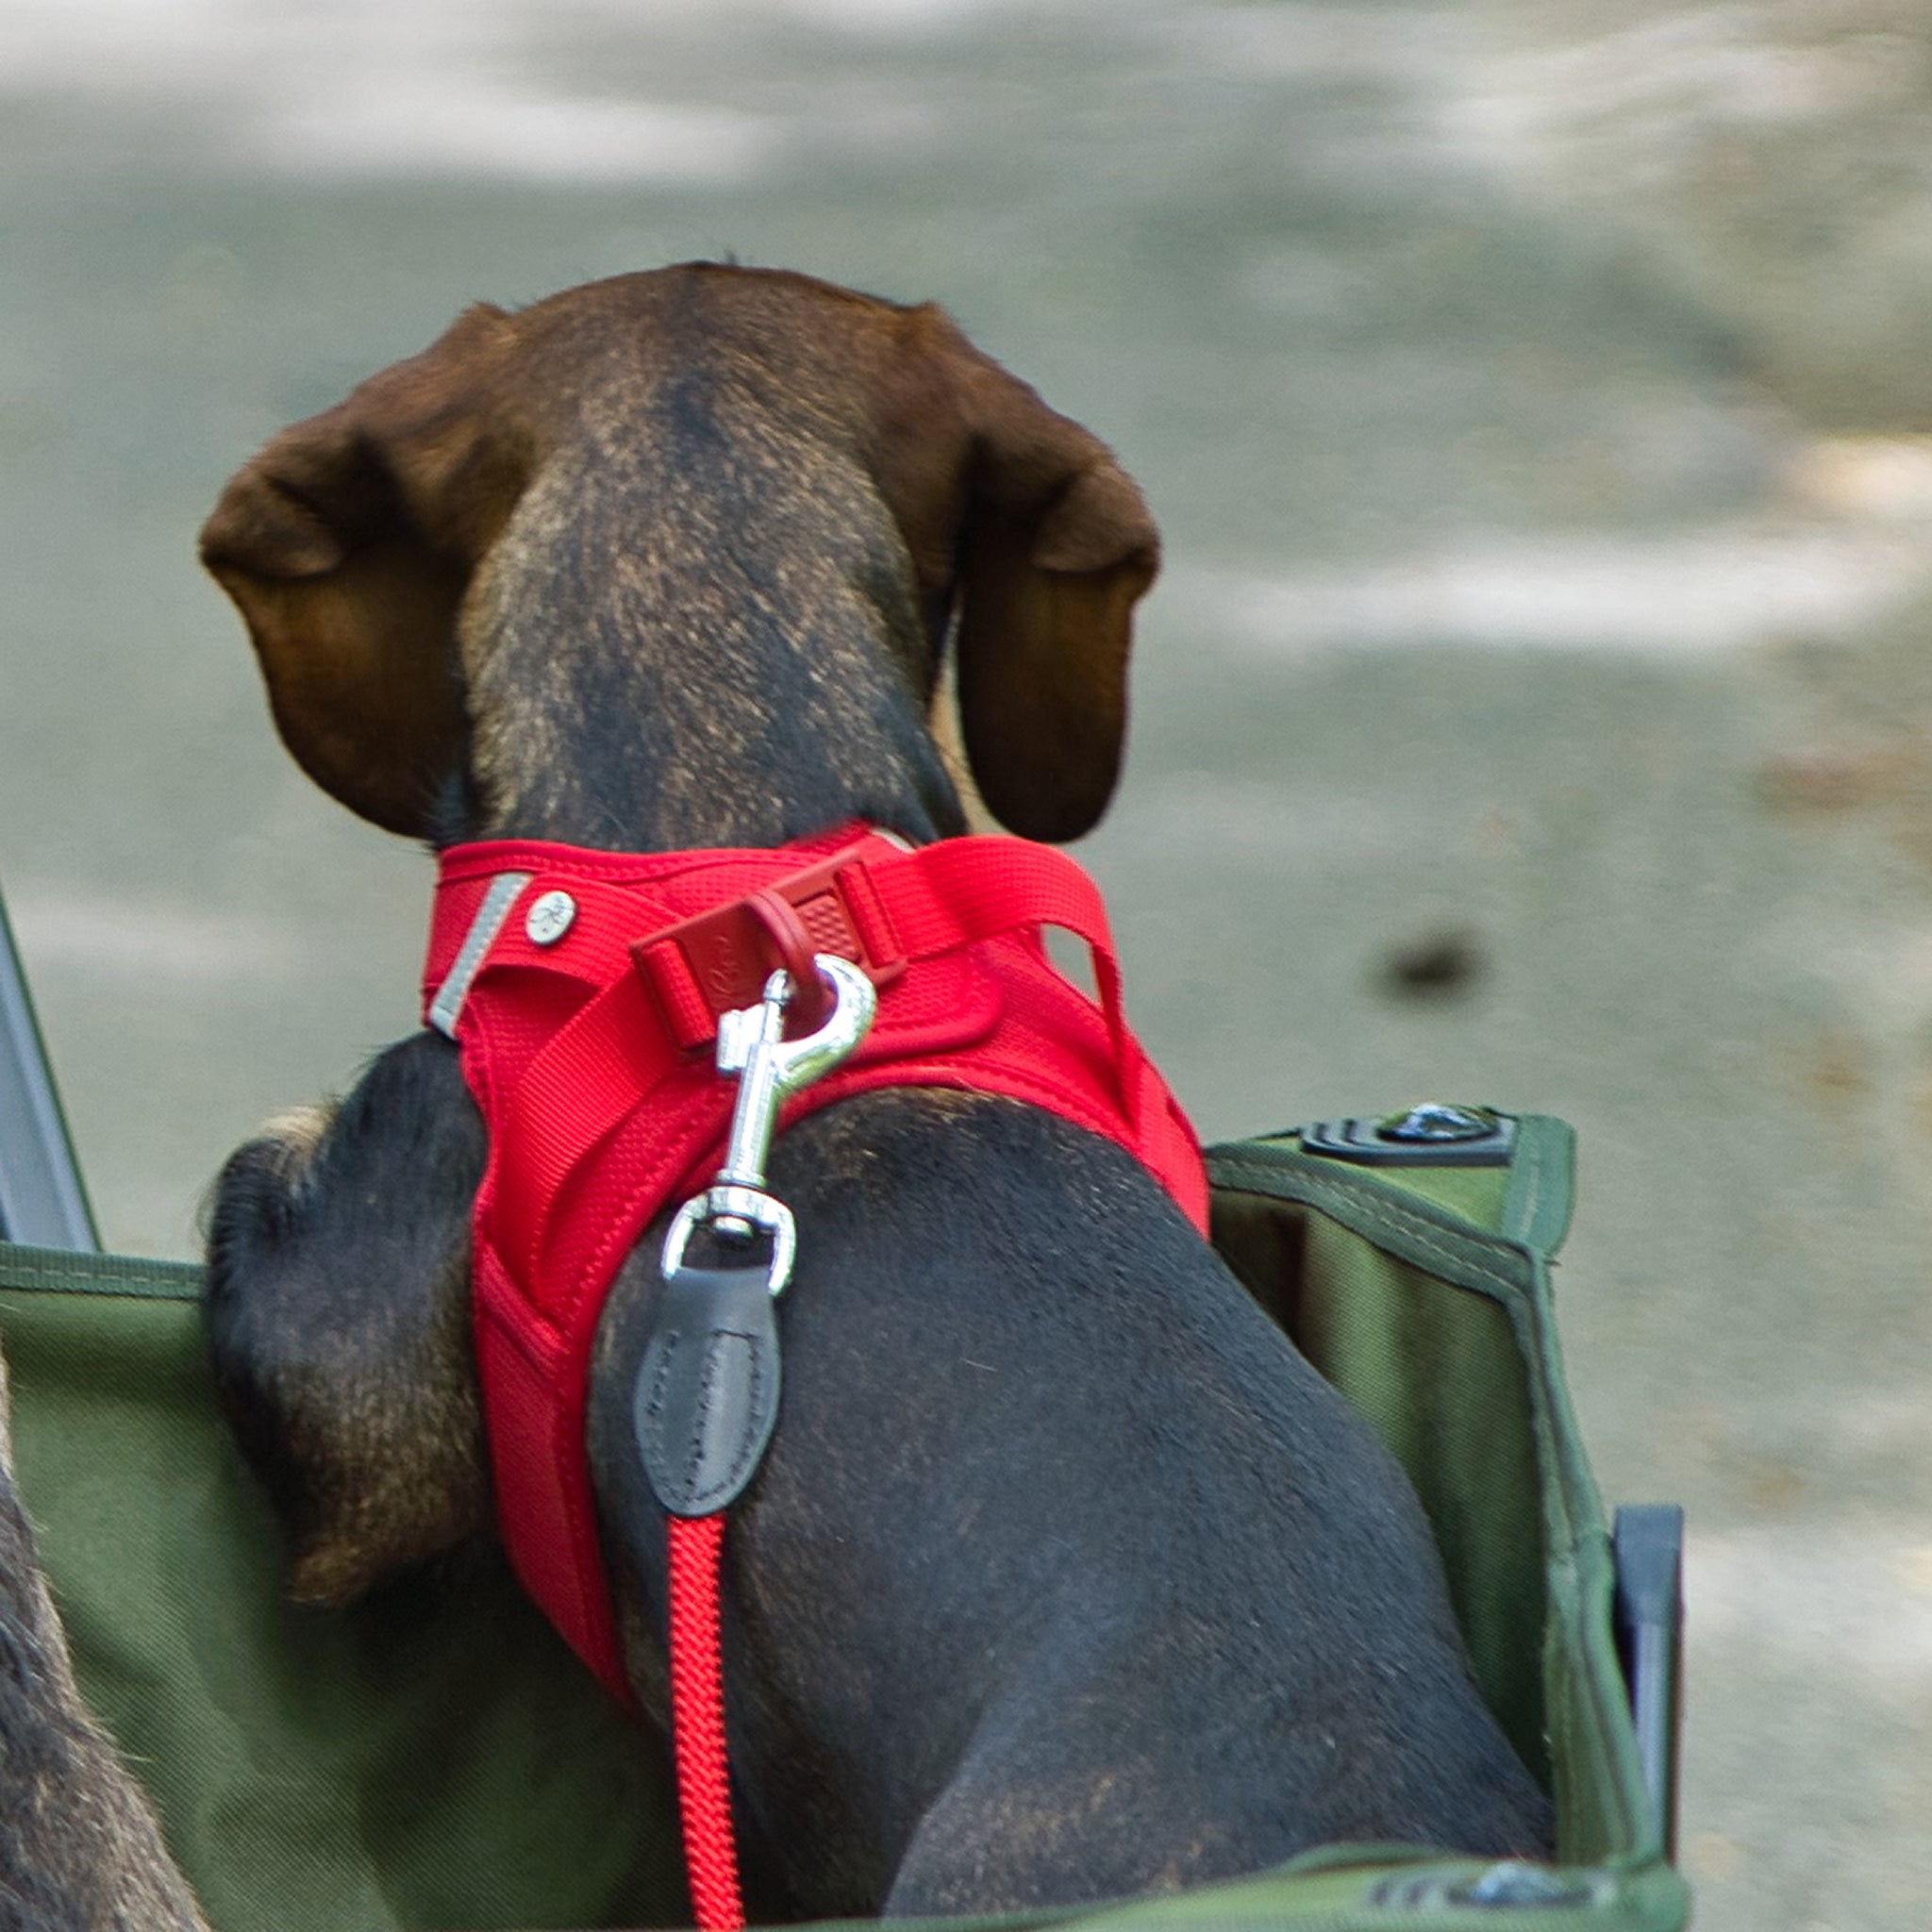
[200, 267, 1155, 850]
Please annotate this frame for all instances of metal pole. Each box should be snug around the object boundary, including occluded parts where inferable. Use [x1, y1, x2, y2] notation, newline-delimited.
[0, 886, 97, 1250]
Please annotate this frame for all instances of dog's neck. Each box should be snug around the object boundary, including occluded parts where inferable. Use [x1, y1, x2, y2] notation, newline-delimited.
[448, 426, 967, 856]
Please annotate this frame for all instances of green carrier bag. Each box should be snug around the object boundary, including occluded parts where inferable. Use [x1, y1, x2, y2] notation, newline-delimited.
[0, 1109, 1689, 1932]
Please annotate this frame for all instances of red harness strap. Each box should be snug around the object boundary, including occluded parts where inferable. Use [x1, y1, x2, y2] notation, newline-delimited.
[422, 824, 1207, 1804]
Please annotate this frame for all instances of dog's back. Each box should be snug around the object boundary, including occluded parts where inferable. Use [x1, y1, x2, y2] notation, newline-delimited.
[586, 1091, 1551, 1913]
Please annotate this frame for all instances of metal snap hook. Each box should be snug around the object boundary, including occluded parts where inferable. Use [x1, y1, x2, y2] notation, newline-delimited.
[661, 953, 877, 1294]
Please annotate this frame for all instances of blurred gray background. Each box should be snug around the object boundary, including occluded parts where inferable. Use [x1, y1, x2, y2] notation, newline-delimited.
[1, 2, 1928, 1924]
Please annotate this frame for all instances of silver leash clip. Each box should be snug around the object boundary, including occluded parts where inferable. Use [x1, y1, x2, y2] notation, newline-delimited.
[659, 953, 877, 1295]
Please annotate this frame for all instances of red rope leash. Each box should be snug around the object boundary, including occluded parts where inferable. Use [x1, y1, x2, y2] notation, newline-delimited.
[668, 1512, 745, 1931]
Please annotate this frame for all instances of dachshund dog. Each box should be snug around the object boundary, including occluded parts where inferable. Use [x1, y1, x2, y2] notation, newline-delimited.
[200, 264, 1553, 1918]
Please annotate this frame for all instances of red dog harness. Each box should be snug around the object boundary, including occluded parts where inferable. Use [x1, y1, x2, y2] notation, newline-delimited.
[423, 824, 1207, 1913]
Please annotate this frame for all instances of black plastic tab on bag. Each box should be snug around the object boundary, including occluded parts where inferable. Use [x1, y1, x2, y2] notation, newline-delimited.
[1301, 1105, 1515, 1167]
[1613, 1503, 1685, 1858]
[634, 1262, 783, 1517]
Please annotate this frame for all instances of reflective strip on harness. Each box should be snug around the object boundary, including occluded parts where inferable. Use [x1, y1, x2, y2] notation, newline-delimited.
[427, 872, 532, 1039]
[424, 825, 1208, 1700]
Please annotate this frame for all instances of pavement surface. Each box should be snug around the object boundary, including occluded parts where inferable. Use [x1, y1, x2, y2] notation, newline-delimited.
[2, 3, 1929, 1925]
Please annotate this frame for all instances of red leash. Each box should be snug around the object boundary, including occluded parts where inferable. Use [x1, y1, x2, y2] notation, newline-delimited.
[646, 956, 880, 1932]
[668, 1514, 744, 1930]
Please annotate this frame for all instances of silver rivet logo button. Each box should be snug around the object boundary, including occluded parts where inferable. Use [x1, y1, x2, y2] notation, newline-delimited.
[525, 890, 576, 946]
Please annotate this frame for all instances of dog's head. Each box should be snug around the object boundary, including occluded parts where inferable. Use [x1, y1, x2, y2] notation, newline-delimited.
[201, 268, 1159, 1615]
[200, 264, 1159, 849]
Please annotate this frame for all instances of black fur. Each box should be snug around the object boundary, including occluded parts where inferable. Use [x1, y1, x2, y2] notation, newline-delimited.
[206, 1034, 490, 1608]
[592, 1096, 1552, 1913]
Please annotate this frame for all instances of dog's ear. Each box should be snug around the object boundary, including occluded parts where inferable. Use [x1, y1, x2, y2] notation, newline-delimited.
[198, 305, 521, 837]
[874, 309, 1160, 844]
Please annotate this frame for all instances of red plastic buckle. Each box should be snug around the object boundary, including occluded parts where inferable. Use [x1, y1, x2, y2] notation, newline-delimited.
[633, 855, 905, 1049]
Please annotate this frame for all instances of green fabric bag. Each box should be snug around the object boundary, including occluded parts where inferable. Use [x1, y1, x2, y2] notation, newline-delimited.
[0, 1113, 1689, 1932]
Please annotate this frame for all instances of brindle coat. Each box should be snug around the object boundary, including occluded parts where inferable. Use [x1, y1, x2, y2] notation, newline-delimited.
[200, 264, 1553, 1918]
[0, 1350, 208, 1932]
